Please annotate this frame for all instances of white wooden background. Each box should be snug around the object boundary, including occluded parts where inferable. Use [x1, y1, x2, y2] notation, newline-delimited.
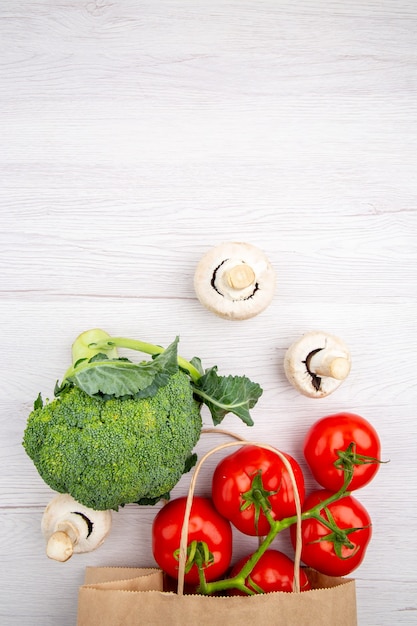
[1, 1, 416, 624]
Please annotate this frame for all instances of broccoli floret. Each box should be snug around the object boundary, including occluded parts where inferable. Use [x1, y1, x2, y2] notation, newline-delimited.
[23, 371, 202, 511]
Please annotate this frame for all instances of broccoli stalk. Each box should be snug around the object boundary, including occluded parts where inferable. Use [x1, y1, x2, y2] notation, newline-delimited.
[66, 329, 202, 383]
[60, 329, 262, 427]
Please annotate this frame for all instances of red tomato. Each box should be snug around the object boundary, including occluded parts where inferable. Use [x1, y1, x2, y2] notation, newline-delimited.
[290, 489, 372, 576]
[152, 496, 232, 585]
[228, 549, 311, 595]
[212, 445, 305, 536]
[304, 413, 381, 491]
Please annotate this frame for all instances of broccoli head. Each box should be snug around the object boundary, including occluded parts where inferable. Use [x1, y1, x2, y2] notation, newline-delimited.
[22, 330, 262, 512]
[23, 371, 202, 510]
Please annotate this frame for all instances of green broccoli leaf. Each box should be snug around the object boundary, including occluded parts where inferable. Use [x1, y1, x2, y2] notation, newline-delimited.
[191, 366, 262, 426]
[54, 379, 73, 397]
[183, 453, 198, 473]
[63, 337, 179, 399]
[33, 392, 43, 410]
[188, 356, 205, 377]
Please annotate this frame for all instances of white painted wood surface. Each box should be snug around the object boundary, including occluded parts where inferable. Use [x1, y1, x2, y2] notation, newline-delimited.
[1, 1, 416, 624]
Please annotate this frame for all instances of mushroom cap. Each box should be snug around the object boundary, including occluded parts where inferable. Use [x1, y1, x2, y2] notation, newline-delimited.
[41, 493, 112, 560]
[283, 331, 351, 398]
[194, 242, 276, 320]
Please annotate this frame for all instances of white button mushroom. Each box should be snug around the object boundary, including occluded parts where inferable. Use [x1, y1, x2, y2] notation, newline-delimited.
[283, 331, 352, 398]
[194, 242, 276, 320]
[41, 494, 112, 562]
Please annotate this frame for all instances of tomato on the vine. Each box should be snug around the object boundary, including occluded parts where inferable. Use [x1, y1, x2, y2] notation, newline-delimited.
[152, 496, 232, 585]
[211, 445, 305, 536]
[303, 413, 381, 491]
[228, 549, 311, 595]
[290, 489, 372, 576]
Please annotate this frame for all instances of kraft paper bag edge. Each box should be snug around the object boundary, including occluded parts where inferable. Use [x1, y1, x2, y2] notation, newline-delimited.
[84, 572, 164, 594]
[84, 566, 161, 584]
[77, 569, 357, 626]
[83, 565, 354, 591]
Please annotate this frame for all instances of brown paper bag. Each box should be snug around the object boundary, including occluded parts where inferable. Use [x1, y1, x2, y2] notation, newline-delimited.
[77, 566, 356, 626]
[77, 439, 358, 626]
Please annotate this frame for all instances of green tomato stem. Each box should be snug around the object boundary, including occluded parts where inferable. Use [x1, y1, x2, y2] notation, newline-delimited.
[197, 566, 209, 594]
[203, 519, 279, 595]
[203, 474, 353, 596]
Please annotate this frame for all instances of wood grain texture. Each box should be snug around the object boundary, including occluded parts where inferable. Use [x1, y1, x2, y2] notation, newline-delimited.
[1, 1, 416, 624]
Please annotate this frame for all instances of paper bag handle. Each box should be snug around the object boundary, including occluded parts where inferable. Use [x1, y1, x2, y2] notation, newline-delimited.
[177, 430, 303, 596]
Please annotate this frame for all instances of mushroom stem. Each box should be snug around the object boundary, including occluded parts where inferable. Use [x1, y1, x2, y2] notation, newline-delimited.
[215, 258, 256, 298]
[45, 517, 85, 562]
[46, 526, 78, 562]
[224, 264, 256, 290]
[308, 350, 351, 380]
